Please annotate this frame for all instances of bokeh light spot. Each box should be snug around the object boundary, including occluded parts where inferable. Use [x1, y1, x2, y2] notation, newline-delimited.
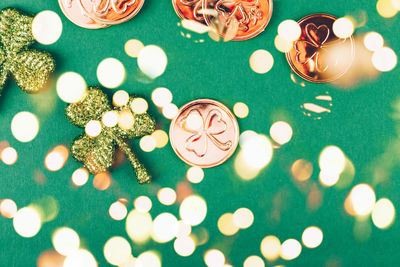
[186, 166, 204, 183]
[126, 210, 153, 243]
[302, 226, 323, 248]
[11, 111, 39, 143]
[52, 227, 80, 256]
[104, 236, 131, 266]
[363, 32, 384, 51]
[204, 249, 225, 267]
[270, 121, 293, 145]
[113, 90, 129, 107]
[233, 102, 249, 118]
[152, 212, 179, 243]
[13, 207, 41, 238]
[157, 187, 177, 206]
[162, 103, 179, 119]
[125, 39, 144, 58]
[93, 172, 112, 191]
[109, 201, 128, 221]
[140, 135, 157, 152]
[249, 50, 274, 74]
[138, 45, 168, 79]
[332, 17, 355, 38]
[243, 255, 265, 267]
[174, 236, 196, 257]
[71, 168, 89, 186]
[278, 20, 301, 41]
[97, 58, 126, 88]
[152, 130, 169, 148]
[136, 251, 161, 267]
[349, 184, 376, 216]
[32, 10, 62, 45]
[56, 72, 87, 103]
[134, 196, 152, 212]
[130, 98, 149, 114]
[218, 213, 239, 236]
[233, 208, 254, 229]
[280, 239, 302, 260]
[0, 199, 17, 218]
[152, 87, 173, 108]
[63, 249, 97, 267]
[1, 147, 18, 165]
[102, 111, 119, 128]
[45, 145, 69, 172]
[85, 120, 102, 138]
[372, 198, 395, 229]
[372, 47, 397, 72]
[291, 159, 313, 182]
[180, 195, 207, 226]
[260, 235, 281, 261]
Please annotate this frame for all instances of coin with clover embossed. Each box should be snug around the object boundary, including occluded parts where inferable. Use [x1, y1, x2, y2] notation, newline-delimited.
[202, 0, 273, 41]
[59, 0, 108, 29]
[286, 13, 355, 83]
[170, 99, 239, 168]
[172, 0, 206, 23]
[78, 0, 145, 25]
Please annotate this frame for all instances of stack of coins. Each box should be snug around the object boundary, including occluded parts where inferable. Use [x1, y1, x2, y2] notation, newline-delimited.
[172, 0, 273, 41]
[59, 0, 145, 29]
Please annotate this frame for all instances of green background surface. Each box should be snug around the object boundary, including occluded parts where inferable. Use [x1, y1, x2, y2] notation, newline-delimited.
[1, 0, 400, 266]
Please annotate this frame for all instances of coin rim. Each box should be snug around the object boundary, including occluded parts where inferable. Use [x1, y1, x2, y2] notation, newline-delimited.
[58, 0, 109, 29]
[169, 99, 239, 168]
[202, 0, 274, 41]
[86, 0, 145, 25]
[285, 13, 355, 83]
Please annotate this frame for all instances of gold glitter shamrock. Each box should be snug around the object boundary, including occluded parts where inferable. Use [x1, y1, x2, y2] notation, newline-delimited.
[0, 8, 55, 96]
[66, 87, 156, 184]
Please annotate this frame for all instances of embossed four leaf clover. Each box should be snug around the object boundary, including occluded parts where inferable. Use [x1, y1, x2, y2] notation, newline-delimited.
[0, 8, 55, 96]
[66, 87, 155, 184]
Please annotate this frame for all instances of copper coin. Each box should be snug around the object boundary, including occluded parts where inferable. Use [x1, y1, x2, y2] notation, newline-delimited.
[58, 0, 108, 29]
[170, 99, 239, 168]
[79, 0, 145, 25]
[172, 0, 205, 22]
[286, 14, 355, 83]
[202, 0, 273, 41]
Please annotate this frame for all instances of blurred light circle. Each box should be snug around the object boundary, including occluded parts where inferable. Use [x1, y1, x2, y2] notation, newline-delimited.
[291, 159, 313, 182]
[162, 103, 179, 119]
[71, 168, 89, 186]
[97, 58, 126, 88]
[113, 90, 129, 107]
[186, 166, 204, 183]
[239, 130, 258, 147]
[179, 195, 207, 226]
[85, 120, 102, 138]
[243, 255, 265, 267]
[302, 226, 323, 248]
[242, 134, 273, 169]
[118, 110, 135, 130]
[13, 207, 41, 238]
[32, 10, 62, 45]
[280, 239, 302, 260]
[349, 184, 376, 216]
[102, 111, 119, 127]
[270, 121, 293, 145]
[233, 102, 249, 118]
[52, 227, 80, 256]
[278, 20, 301, 41]
[140, 135, 157, 152]
[134, 196, 152, 212]
[363, 32, 384, 52]
[136, 251, 161, 267]
[233, 208, 254, 229]
[11, 112, 39, 143]
[104, 236, 131, 266]
[260, 235, 281, 261]
[152, 130, 169, 148]
[204, 249, 225, 267]
[57, 72, 87, 103]
[152, 87, 173, 107]
[109, 201, 127, 221]
[377, 0, 398, 18]
[174, 236, 196, 256]
[45, 145, 69, 172]
[1, 147, 18, 165]
[249, 50, 274, 74]
[63, 249, 97, 267]
[130, 98, 148, 114]
[125, 39, 144, 58]
[176, 220, 192, 238]
[157, 187, 177, 205]
[372, 198, 395, 229]
[217, 213, 239, 236]
[126, 209, 152, 243]
[152, 212, 179, 243]
[0, 199, 17, 218]
[332, 17, 354, 38]
[274, 35, 293, 53]
[372, 47, 397, 72]
[138, 45, 168, 79]
[318, 146, 346, 177]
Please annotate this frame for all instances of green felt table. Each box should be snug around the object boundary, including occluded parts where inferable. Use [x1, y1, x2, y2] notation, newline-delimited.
[0, 0, 399, 266]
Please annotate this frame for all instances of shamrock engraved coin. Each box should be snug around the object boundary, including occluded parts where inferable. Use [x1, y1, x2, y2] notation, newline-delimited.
[170, 99, 239, 168]
[203, 0, 273, 41]
[59, 0, 108, 29]
[172, 0, 205, 23]
[286, 14, 355, 83]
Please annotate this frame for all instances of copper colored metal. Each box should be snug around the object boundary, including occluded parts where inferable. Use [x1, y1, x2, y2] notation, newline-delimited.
[79, 0, 145, 25]
[286, 13, 355, 83]
[59, 0, 108, 29]
[172, 0, 205, 22]
[170, 99, 239, 168]
[203, 0, 273, 41]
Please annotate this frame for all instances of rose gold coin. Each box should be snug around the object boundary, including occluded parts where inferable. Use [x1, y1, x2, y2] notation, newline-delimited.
[172, 0, 205, 22]
[58, 0, 108, 29]
[170, 99, 239, 168]
[203, 0, 273, 41]
[79, 0, 145, 25]
[286, 14, 355, 83]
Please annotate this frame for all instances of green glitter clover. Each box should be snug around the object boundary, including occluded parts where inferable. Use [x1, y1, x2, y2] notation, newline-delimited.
[66, 87, 156, 184]
[0, 8, 55, 95]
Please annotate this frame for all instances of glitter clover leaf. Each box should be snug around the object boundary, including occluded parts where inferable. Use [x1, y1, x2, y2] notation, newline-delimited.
[0, 8, 55, 96]
[182, 108, 232, 157]
[66, 87, 156, 184]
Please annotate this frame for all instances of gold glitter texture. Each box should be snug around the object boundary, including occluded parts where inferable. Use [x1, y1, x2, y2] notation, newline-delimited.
[66, 87, 155, 184]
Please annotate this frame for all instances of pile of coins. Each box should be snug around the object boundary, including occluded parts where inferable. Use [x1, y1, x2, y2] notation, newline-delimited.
[59, 0, 144, 29]
[172, 0, 273, 41]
